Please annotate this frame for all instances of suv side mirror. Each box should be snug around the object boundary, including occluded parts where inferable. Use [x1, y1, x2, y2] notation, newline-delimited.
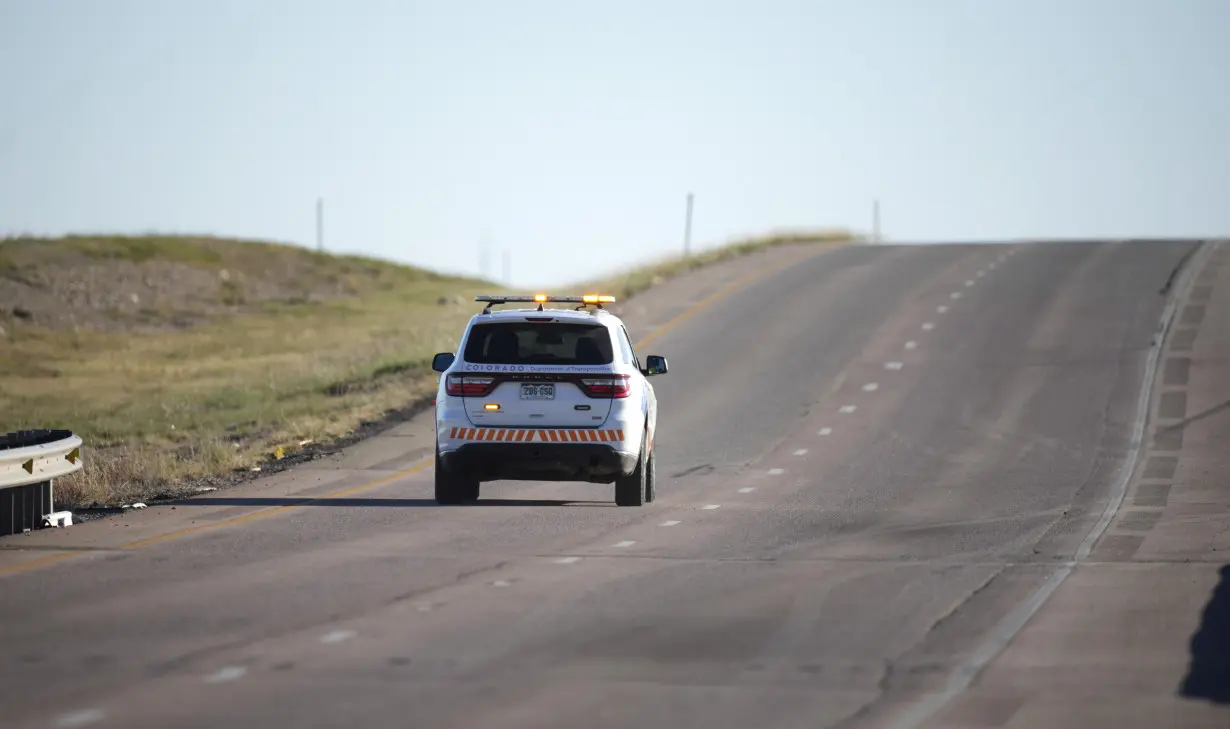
[643, 355, 668, 376]
[431, 352, 456, 373]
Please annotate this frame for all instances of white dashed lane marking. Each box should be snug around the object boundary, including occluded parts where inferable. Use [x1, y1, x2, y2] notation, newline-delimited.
[922, 322, 934, 330]
[702, 504, 722, 510]
[950, 292, 962, 299]
[553, 556, 581, 564]
[768, 468, 785, 475]
[905, 341, 918, 350]
[937, 305, 949, 313]
[977, 270, 986, 277]
[615, 540, 636, 548]
[660, 520, 682, 527]
[885, 361, 903, 370]
[55, 710, 106, 728]
[320, 630, 356, 645]
[839, 405, 857, 414]
[818, 428, 833, 436]
[738, 487, 756, 493]
[204, 666, 247, 684]
[793, 448, 809, 456]
[862, 383, 879, 392]
[492, 580, 512, 587]
[965, 280, 975, 286]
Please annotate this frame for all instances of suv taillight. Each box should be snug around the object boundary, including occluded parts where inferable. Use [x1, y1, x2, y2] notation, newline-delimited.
[445, 375, 496, 397]
[579, 374, 631, 398]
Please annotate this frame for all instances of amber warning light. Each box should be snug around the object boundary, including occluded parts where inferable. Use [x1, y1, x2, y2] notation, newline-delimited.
[475, 294, 618, 308]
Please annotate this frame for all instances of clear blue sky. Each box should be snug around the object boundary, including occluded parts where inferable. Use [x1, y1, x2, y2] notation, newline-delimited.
[2, 0, 1227, 287]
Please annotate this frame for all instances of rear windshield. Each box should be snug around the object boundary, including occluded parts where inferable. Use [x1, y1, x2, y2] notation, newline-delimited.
[463, 322, 614, 365]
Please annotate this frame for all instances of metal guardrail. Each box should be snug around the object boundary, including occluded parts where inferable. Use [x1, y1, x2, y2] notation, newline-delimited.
[0, 429, 83, 535]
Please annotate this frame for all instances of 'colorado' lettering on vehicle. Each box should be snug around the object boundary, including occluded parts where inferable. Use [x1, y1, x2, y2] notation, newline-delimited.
[464, 363, 613, 373]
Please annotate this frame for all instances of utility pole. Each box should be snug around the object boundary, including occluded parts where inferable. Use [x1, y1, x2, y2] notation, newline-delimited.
[315, 198, 324, 252]
[479, 236, 491, 280]
[683, 192, 694, 256]
[872, 198, 881, 243]
[502, 249, 511, 286]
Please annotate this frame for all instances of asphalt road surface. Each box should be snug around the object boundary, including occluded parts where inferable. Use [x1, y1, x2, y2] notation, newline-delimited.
[3, 239, 1229, 729]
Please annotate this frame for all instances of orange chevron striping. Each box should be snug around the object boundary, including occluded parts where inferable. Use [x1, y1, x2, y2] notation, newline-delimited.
[446, 428, 626, 442]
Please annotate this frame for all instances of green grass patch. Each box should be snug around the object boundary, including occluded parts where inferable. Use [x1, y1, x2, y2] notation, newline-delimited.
[0, 228, 859, 508]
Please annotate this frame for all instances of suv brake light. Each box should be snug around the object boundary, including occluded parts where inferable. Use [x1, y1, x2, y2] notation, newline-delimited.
[578, 374, 631, 399]
[445, 374, 496, 397]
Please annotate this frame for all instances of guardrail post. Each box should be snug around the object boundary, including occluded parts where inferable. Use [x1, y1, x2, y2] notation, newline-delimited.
[0, 480, 52, 536]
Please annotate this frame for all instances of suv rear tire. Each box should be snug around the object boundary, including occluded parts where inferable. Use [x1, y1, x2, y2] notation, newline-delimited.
[645, 448, 656, 503]
[615, 430, 649, 507]
[434, 450, 480, 505]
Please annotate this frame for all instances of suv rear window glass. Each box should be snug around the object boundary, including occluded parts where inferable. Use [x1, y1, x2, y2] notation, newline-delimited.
[463, 322, 614, 365]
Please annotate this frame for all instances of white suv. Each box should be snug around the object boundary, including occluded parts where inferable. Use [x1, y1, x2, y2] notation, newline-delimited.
[430, 294, 668, 506]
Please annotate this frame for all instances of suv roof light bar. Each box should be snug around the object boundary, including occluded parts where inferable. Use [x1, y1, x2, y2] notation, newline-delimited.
[476, 293, 617, 314]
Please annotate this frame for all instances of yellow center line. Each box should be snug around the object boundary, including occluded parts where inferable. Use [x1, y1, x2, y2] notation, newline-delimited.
[634, 242, 843, 350]
[0, 461, 432, 577]
[1, 241, 850, 578]
[121, 460, 432, 549]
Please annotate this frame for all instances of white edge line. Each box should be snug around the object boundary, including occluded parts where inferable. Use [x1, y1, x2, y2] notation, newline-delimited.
[320, 629, 356, 644]
[885, 241, 1209, 729]
[203, 666, 248, 684]
[55, 710, 106, 728]
[738, 487, 756, 493]
[660, 520, 681, 526]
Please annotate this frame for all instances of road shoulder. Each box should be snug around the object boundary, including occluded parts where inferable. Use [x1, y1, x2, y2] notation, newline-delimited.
[918, 240, 1230, 729]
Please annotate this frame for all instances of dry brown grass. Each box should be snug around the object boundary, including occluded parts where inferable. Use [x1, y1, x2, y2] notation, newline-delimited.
[1, 229, 859, 508]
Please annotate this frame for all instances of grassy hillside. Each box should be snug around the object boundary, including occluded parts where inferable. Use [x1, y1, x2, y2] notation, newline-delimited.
[0, 230, 858, 508]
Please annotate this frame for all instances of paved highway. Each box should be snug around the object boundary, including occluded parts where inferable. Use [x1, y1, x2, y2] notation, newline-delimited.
[2, 239, 1228, 729]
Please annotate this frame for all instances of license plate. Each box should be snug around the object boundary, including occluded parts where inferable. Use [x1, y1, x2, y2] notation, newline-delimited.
[520, 383, 556, 400]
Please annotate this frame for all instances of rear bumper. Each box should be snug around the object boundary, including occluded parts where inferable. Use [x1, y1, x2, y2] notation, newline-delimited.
[439, 442, 639, 484]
